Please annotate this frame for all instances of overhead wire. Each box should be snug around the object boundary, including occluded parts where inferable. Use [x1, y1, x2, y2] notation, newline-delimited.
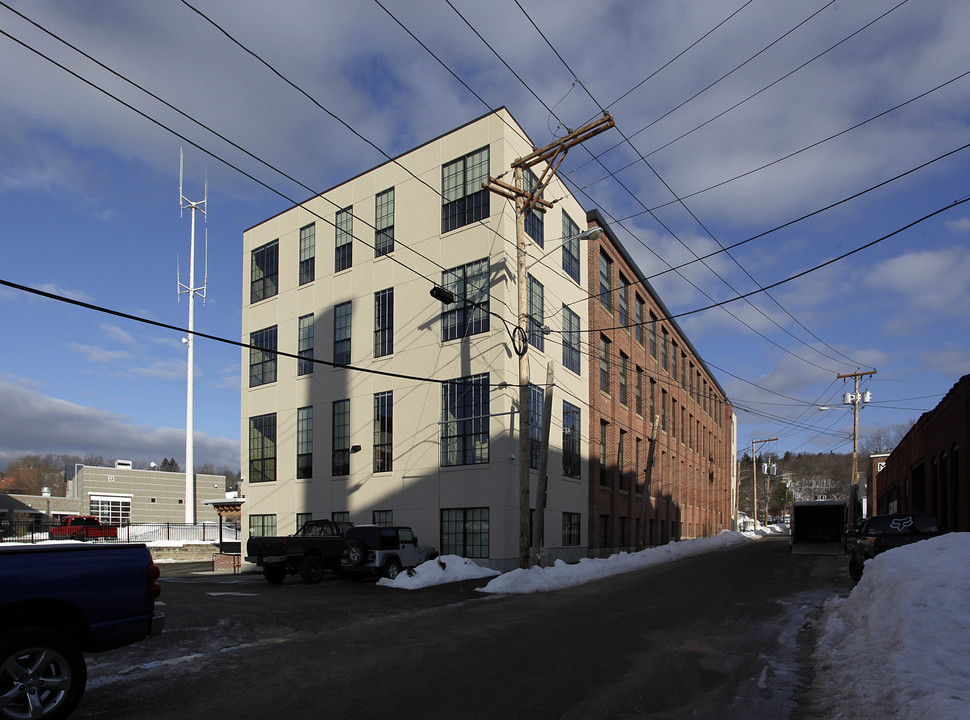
[3, 3, 953, 441]
[507, 0, 868, 374]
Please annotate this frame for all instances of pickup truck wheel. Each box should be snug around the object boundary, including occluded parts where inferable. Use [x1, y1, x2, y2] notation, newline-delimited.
[848, 557, 864, 582]
[0, 628, 86, 720]
[301, 556, 324, 584]
[346, 542, 367, 567]
[262, 564, 286, 584]
[383, 559, 402, 580]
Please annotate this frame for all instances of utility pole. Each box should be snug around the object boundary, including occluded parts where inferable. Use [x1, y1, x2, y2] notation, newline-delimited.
[485, 113, 615, 568]
[178, 150, 207, 525]
[751, 437, 776, 529]
[837, 370, 876, 489]
[532, 361, 555, 566]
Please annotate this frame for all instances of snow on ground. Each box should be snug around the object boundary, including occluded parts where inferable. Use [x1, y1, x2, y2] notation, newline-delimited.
[379, 530, 754, 592]
[813, 532, 970, 720]
[381, 526, 970, 719]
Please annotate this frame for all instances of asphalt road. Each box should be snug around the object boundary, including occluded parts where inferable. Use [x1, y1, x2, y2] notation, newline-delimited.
[75, 537, 852, 719]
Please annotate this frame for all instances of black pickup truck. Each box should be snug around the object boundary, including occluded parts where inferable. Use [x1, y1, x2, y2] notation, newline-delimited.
[245, 519, 351, 584]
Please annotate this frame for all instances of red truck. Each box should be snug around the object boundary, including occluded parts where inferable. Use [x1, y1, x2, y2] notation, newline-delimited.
[48, 516, 119, 541]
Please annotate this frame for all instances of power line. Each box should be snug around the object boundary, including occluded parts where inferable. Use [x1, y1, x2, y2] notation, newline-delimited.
[509, 1, 864, 374]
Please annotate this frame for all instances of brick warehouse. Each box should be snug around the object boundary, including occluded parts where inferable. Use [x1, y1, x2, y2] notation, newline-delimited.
[872, 373, 968, 531]
[586, 209, 735, 553]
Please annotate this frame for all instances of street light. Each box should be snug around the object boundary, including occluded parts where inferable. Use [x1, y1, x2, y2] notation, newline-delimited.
[429, 286, 528, 356]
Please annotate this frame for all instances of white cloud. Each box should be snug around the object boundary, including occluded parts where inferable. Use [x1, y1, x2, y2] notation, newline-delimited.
[67, 342, 132, 364]
[866, 246, 970, 319]
[0, 381, 238, 469]
[100, 322, 136, 347]
[944, 217, 970, 234]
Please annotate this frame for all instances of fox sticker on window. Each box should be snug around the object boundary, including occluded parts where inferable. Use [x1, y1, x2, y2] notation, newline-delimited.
[890, 516, 914, 531]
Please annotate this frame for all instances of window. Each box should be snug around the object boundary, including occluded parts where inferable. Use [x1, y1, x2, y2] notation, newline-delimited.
[649, 312, 657, 358]
[618, 274, 629, 329]
[442, 147, 489, 233]
[250, 240, 278, 304]
[334, 301, 352, 365]
[440, 258, 489, 341]
[563, 401, 581, 478]
[523, 168, 543, 246]
[249, 326, 277, 387]
[375, 188, 394, 256]
[529, 384, 544, 469]
[299, 223, 315, 285]
[562, 305, 581, 374]
[599, 420, 609, 486]
[527, 275, 544, 352]
[374, 288, 393, 357]
[562, 512, 581, 546]
[661, 328, 669, 371]
[635, 295, 645, 345]
[636, 438, 643, 495]
[636, 366, 644, 416]
[662, 389, 668, 432]
[297, 406, 313, 479]
[672, 342, 678, 381]
[599, 336, 611, 394]
[335, 206, 353, 272]
[298, 314, 314, 375]
[599, 515, 609, 547]
[440, 508, 488, 558]
[374, 391, 392, 473]
[249, 514, 276, 537]
[332, 511, 350, 523]
[562, 212, 580, 282]
[681, 353, 687, 389]
[373, 510, 393, 526]
[619, 353, 629, 406]
[650, 379, 656, 423]
[89, 496, 130, 526]
[441, 373, 489, 466]
[599, 251, 613, 311]
[332, 399, 350, 476]
[249, 413, 276, 484]
[618, 430, 627, 491]
[296, 512, 312, 530]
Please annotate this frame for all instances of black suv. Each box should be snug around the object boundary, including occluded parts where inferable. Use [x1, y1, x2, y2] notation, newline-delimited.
[341, 526, 438, 580]
[847, 513, 944, 581]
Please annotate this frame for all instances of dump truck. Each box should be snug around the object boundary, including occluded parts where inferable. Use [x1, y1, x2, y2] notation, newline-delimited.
[789, 500, 847, 555]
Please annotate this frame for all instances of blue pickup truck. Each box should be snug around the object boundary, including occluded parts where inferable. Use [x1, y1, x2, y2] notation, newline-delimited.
[0, 542, 164, 720]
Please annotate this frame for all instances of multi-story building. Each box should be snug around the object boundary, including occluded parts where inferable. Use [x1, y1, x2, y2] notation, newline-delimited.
[240, 108, 734, 570]
[586, 210, 735, 552]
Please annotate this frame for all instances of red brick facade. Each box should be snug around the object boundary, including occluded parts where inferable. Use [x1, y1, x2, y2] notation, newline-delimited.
[585, 211, 734, 553]
[873, 374, 969, 531]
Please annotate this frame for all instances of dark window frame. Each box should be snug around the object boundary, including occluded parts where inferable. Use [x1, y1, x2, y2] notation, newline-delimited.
[250, 239, 279, 304]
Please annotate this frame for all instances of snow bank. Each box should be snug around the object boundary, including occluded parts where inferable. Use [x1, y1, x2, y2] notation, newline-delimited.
[815, 533, 970, 719]
[480, 531, 751, 594]
[377, 554, 500, 589]
[378, 532, 753, 593]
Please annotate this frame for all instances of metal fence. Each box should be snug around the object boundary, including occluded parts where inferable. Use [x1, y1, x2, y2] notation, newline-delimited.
[0, 519, 241, 545]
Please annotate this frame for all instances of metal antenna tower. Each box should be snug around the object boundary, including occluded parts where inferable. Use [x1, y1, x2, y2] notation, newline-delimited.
[177, 149, 208, 524]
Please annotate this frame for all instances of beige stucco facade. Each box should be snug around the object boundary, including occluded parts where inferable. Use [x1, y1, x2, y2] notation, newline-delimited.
[241, 109, 593, 570]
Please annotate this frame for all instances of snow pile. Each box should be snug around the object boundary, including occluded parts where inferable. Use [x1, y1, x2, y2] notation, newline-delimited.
[480, 531, 750, 594]
[380, 531, 752, 593]
[815, 533, 970, 719]
[742, 523, 790, 538]
[377, 554, 500, 589]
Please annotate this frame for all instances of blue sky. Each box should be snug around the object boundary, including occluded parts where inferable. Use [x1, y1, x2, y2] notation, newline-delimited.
[1, 0, 968, 471]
